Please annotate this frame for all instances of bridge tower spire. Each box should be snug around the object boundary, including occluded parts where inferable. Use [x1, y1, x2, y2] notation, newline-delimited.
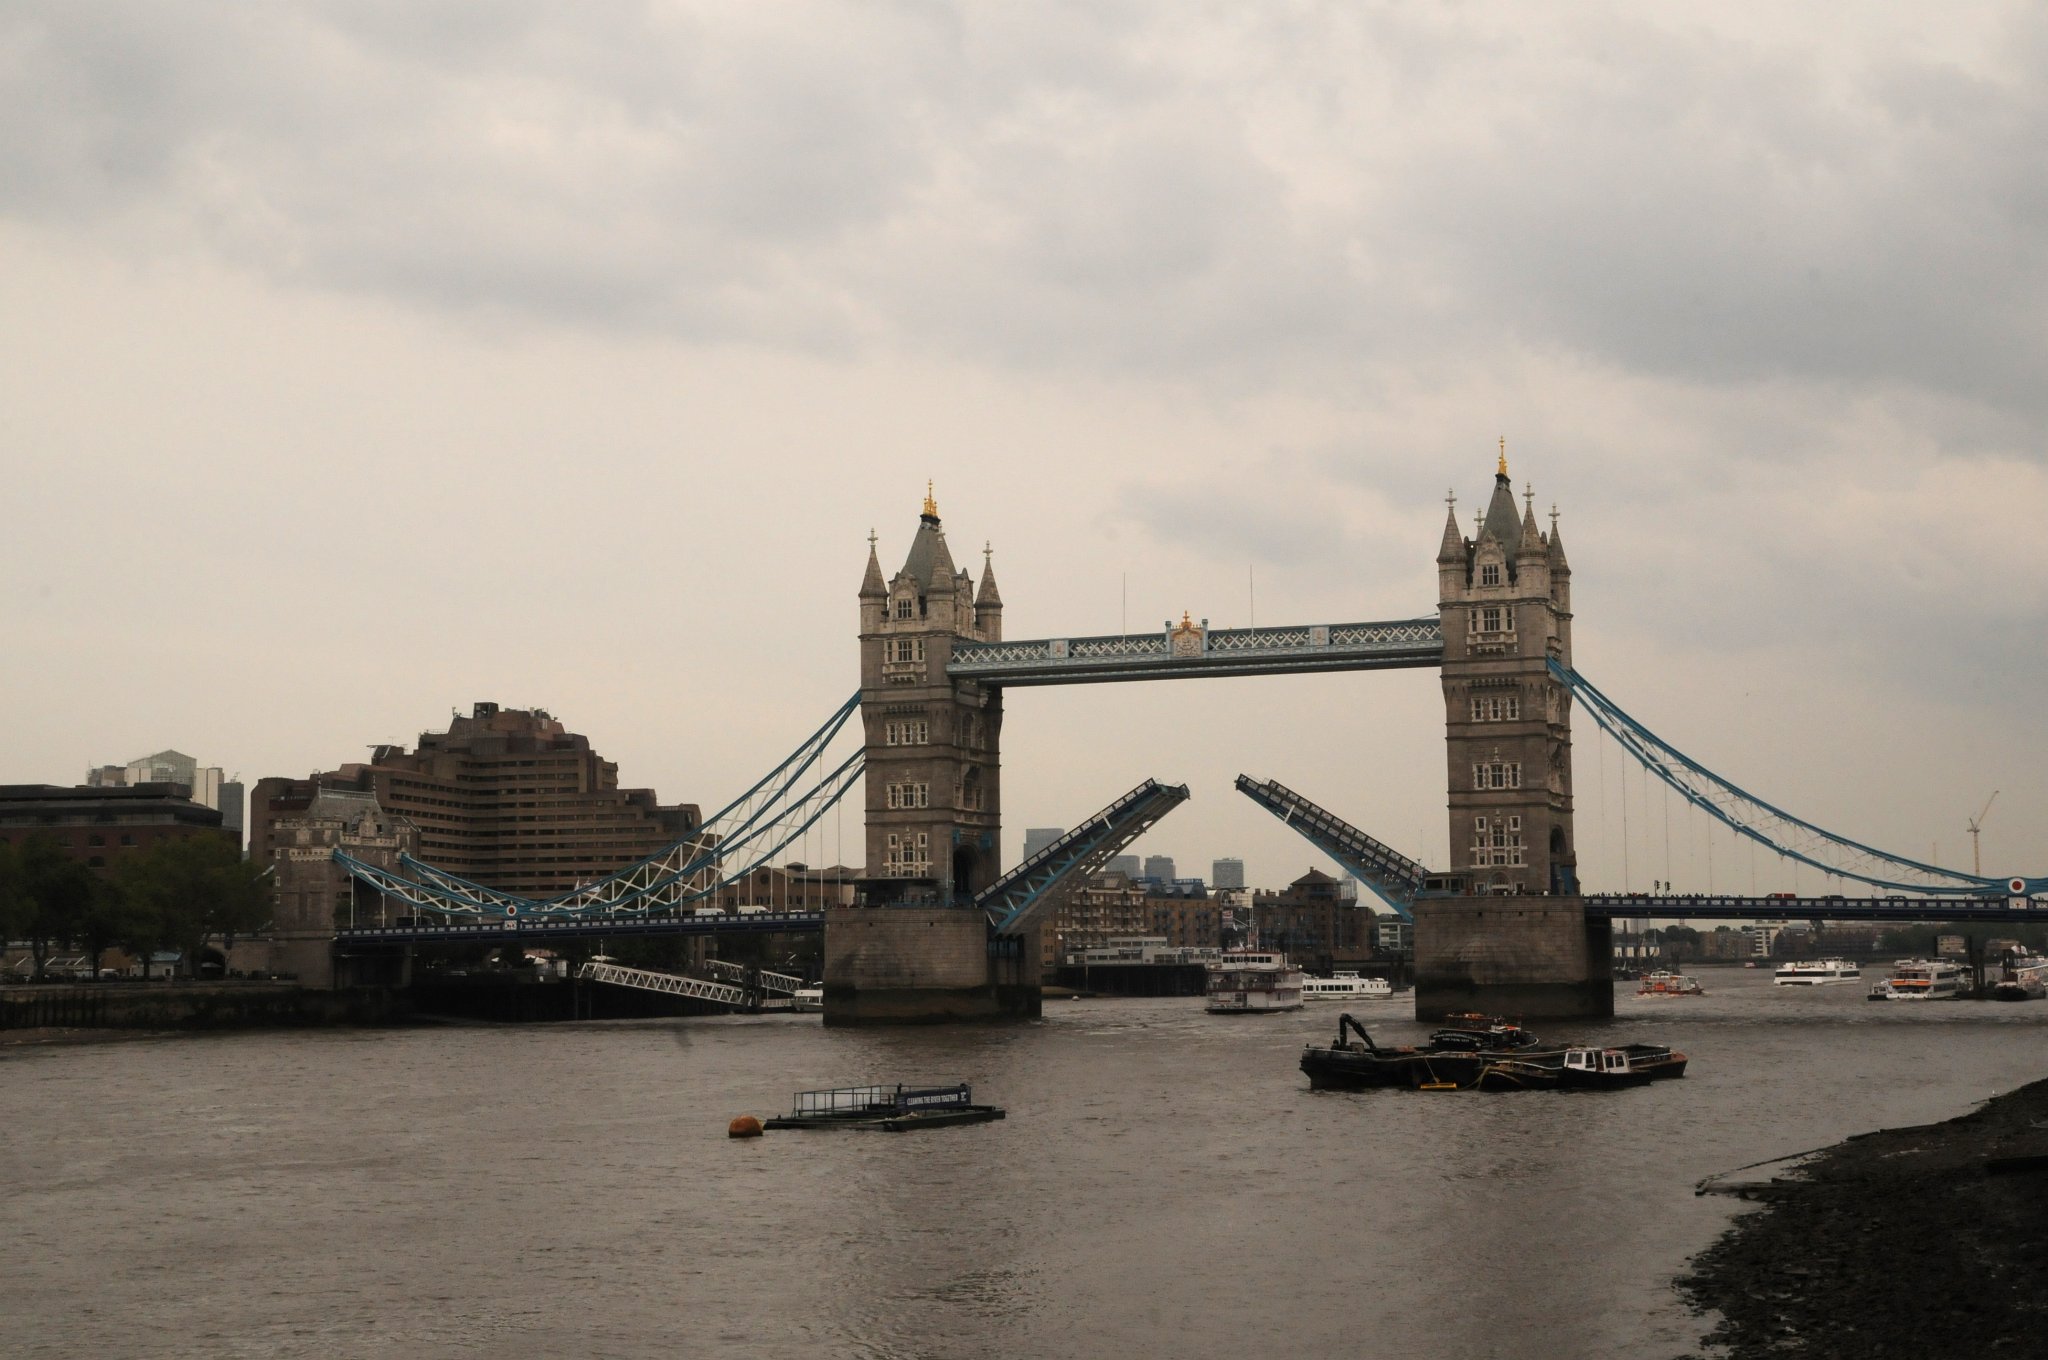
[1437, 452, 1577, 895]
[859, 493, 1004, 902]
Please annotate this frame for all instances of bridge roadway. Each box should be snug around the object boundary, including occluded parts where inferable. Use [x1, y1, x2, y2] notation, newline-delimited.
[334, 909, 825, 947]
[947, 617, 1444, 686]
[1583, 893, 2048, 923]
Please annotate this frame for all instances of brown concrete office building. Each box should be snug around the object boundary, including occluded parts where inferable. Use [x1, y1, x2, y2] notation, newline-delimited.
[249, 703, 700, 901]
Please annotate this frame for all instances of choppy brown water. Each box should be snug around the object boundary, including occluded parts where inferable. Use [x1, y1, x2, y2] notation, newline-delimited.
[6, 969, 2044, 1360]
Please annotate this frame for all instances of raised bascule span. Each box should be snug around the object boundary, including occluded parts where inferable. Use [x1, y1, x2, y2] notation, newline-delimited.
[977, 779, 1193, 935]
[1235, 776, 1428, 920]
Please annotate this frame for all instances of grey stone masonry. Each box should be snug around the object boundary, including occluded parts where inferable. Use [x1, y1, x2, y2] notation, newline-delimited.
[1437, 458, 1578, 896]
[858, 496, 1006, 901]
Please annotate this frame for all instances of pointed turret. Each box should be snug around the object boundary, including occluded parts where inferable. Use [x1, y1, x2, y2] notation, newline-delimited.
[860, 531, 886, 599]
[1547, 507, 1570, 573]
[1480, 470, 1523, 559]
[1517, 498, 1545, 560]
[975, 543, 1003, 641]
[1436, 500, 1464, 565]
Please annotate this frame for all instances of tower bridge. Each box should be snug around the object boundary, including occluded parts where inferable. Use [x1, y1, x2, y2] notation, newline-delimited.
[331, 452, 2045, 1023]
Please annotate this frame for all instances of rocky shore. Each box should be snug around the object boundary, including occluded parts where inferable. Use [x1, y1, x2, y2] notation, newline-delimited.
[1680, 1077, 2048, 1356]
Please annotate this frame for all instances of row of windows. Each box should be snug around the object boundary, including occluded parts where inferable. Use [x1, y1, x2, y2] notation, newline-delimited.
[885, 782, 930, 809]
[1473, 762, 1523, 790]
[889, 639, 928, 664]
[883, 832, 931, 876]
[883, 720, 930, 746]
[1470, 606, 1516, 634]
[1480, 563, 1502, 587]
[1469, 694, 1521, 722]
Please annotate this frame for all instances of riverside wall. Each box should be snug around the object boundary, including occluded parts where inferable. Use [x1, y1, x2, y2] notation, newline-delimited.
[821, 907, 1041, 1025]
[1412, 896, 1614, 1019]
[0, 983, 410, 1032]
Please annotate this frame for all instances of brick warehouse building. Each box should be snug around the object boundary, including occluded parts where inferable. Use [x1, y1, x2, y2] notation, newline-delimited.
[1252, 868, 1372, 973]
[249, 703, 701, 901]
[0, 783, 230, 869]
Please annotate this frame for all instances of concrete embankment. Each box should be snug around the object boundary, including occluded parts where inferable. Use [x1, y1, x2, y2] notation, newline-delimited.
[1679, 1076, 2048, 1356]
[0, 983, 408, 1034]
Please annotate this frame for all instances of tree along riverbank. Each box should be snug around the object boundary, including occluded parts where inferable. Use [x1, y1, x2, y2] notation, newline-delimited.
[1679, 1075, 2048, 1356]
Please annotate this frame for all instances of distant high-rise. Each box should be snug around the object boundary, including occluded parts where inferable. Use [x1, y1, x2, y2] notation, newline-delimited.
[1143, 854, 1177, 882]
[88, 750, 243, 852]
[1109, 854, 1140, 878]
[1211, 857, 1245, 891]
[1023, 827, 1065, 861]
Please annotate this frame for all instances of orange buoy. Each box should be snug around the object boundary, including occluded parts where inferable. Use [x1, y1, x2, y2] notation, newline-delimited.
[728, 1115, 764, 1138]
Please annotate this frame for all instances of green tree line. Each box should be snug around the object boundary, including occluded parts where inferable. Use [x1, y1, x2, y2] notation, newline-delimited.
[0, 834, 270, 981]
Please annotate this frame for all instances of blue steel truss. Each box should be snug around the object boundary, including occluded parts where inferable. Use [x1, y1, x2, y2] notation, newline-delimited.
[949, 618, 1444, 686]
[979, 779, 1192, 935]
[333, 695, 866, 921]
[1552, 661, 2047, 898]
[1235, 776, 1429, 920]
[1585, 893, 2048, 923]
[334, 910, 826, 947]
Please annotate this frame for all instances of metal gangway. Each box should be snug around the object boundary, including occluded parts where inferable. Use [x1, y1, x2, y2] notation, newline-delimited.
[1236, 775, 1430, 919]
[701, 959, 805, 995]
[577, 960, 753, 1009]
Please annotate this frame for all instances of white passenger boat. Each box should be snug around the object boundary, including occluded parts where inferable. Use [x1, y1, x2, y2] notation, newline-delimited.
[1874, 959, 1964, 1000]
[1205, 951, 1304, 1014]
[1300, 971, 1394, 1001]
[1773, 959, 1862, 986]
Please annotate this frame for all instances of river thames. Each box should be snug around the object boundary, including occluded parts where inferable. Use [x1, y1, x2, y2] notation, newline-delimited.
[5, 969, 2044, 1360]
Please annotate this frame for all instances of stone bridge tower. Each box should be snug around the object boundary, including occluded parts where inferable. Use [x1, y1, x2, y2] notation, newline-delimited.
[1436, 447, 1578, 896]
[857, 488, 1005, 903]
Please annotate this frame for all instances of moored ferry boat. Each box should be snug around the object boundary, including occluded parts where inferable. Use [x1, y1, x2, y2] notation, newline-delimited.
[1875, 958, 1965, 1000]
[1637, 970, 1705, 997]
[1774, 959, 1862, 986]
[1205, 950, 1305, 1013]
[1300, 971, 1394, 1002]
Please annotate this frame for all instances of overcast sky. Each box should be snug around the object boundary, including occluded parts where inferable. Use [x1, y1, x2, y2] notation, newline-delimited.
[4, 2, 2043, 895]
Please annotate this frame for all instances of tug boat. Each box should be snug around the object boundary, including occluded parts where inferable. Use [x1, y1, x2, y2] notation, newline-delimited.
[1773, 959, 1861, 986]
[1300, 971, 1395, 1002]
[1637, 971, 1706, 997]
[1205, 950, 1305, 1013]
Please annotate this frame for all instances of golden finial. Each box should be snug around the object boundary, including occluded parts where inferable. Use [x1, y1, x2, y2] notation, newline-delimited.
[1180, 609, 1194, 629]
[1498, 436, 1508, 477]
[922, 480, 937, 518]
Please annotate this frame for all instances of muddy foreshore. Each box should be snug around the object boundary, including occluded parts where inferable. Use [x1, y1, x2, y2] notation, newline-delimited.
[1679, 1076, 2048, 1357]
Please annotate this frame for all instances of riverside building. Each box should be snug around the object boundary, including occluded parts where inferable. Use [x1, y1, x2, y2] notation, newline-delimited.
[248, 703, 701, 901]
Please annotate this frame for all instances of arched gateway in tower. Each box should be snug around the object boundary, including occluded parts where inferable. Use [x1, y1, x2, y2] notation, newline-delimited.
[826, 460, 1613, 1024]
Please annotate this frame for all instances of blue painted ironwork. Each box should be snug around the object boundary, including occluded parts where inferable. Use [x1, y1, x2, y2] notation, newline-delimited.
[949, 617, 1444, 686]
[1585, 893, 2048, 924]
[1551, 661, 2048, 898]
[332, 695, 866, 921]
[335, 910, 826, 947]
[1234, 775, 1429, 920]
[978, 779, 1192, 935]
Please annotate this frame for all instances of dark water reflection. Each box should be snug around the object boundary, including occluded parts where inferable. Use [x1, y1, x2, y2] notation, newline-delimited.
[5, 970, 2044, 1359]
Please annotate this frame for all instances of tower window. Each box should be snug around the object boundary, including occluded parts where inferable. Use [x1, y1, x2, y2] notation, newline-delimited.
[1469, 694, 1521, 722]
[1480, 563, 1501, 587]
[1472, 762, 1522, 790]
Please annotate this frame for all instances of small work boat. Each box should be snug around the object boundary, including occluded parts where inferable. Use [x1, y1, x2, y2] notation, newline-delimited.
[1558, 1044, 1689, 1089]
[763, 1083, 1005, 1132]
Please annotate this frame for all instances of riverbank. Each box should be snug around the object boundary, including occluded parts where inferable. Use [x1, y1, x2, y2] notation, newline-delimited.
[1679, 1075, 2048, 1356]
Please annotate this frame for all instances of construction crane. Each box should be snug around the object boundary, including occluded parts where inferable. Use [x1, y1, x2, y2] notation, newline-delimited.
[1968, 792, 1999, 876]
